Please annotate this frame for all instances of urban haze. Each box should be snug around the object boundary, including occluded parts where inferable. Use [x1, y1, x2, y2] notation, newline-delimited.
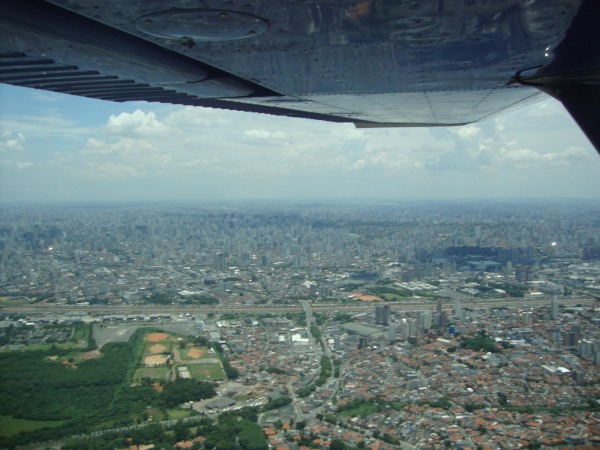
[0, 201, 599, 449]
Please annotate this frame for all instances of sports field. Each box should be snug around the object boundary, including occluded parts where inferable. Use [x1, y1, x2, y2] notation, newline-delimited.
[140, 332, 174, 367]
[180, 346, 210, 360]
[145, 332, 171, 343]
[144, 342, 172, 355]
[143, 354, 169, 366]
[134, 331, 224, 381]
[133, 367, 170, 382]
[189, 363, 225, 381]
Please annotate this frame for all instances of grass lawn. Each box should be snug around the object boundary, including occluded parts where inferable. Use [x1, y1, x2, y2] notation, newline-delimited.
[379, 292, 411, 302]
[0, 416, 65, 437]
[133, 367, 170, 382]
[145, 407, 166, 421]
[20, 342, 80, 352]
[167, 409, 194, 419]
[0, 297, 33, 307]
[141, 408, 193, 422]
[189, 363, 225, 381]
[337, 402, 382, 418]
[73, 325, 91, 341]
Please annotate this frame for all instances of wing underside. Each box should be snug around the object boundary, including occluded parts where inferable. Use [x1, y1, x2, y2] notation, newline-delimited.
[1, 0, 599, 143]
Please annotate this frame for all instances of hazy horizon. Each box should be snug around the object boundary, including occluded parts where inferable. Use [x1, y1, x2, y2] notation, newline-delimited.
[2, 84, 600, 203]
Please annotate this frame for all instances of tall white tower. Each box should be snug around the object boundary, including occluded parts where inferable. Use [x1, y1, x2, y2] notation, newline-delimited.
[455, 299, 464, 321]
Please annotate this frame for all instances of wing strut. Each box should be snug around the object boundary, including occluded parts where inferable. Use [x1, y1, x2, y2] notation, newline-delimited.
[534, 74, 600, 156]
[514, 0, 600, 155]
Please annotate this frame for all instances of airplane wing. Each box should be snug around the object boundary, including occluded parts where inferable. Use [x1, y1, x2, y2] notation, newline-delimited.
[1, 1, 599, 151]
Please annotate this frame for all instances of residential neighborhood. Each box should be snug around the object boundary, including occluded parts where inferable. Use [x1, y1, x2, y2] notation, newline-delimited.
[1, 202, 599, 449]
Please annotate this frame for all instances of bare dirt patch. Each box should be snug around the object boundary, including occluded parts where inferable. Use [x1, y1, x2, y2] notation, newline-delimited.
[61, 360, 77, 369]
[144, 354, 168, 366]
[187, 347, 207, 359]
[150, 344, 167, 354]
[77, 350, 101, 360]
[146, 332, 169, 342]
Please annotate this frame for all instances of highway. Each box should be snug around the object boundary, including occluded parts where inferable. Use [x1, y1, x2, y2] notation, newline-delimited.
[1, 297, 594, 316]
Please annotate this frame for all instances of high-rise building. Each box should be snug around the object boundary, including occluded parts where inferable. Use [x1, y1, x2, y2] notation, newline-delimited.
[375, 304, 390, 326]
[455, 299, 464, 321]
[419, 310, 432, 331]
[334, 336, 342, 351]
[240, 251, 250, 266]
[434, 311, 448, 327]
[551, 296, 559, 320]
[515, 265, 531, 282]
[357, 337, 368, 349]
[407, 318, 417, 339]
[563, 325, 581, 348]
[399, 319, 409, 339]
[579, 339, 594, 356]
[387, 323, 398, 341]
[260, 254, 269, 267]
[214, 252, 227, 272]
[564, 331, 578, 348]
[551, 330, 562, 342]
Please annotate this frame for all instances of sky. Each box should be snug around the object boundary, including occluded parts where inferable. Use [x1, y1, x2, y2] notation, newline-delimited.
[1, 83, 600, 203]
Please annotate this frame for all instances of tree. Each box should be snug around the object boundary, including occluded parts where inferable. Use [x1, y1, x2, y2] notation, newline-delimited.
[498, 392, 508, 406]
[238, 421, 267, 450]
[161, 379, 215, 408]
[174, 422, 191, 441]
[262, 396, 291, 411]
[195, 336, 209, 346]
[330, 439, 348, 450]
[223, 360, 240, 379]
[460, 333, 500, 353]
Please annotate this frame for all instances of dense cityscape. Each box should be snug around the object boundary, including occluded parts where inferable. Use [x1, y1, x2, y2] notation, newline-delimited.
[1, 201, 599, 450]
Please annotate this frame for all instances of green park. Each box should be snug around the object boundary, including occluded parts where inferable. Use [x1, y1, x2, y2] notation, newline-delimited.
[0, 325, 257, 449]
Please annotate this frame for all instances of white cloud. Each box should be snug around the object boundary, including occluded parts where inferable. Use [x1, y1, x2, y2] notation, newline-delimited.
[106, 110, 167, 136]
[452, 124, 480, 138]
[493, 144, 593, 169]
[2, 83, 600, 201]
[165, 106, 234, 127]
[563, 146, 589, 159]
[82, 138, 115, 155]
[0, 130, 31, 169]
[82, 162, 145, 179]
[244, 129, 288, 140]
[0, 114, 93, 140]
[29, 90, 64, 103]
[330, 125, 367, 141]
[0, 131, 26, 153]
[523, 99, 565, 118]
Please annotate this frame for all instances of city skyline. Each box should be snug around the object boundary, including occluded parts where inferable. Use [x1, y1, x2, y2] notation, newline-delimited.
[1, 202, 599, 449]
[1, 83, 600, 203]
